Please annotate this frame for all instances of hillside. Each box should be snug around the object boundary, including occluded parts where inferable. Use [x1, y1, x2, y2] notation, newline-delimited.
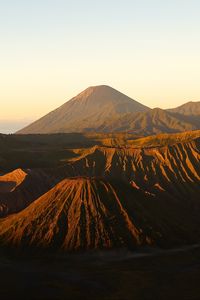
[100, 108, 200, 134]
[0, 168, 60, 217]
[65, 138, 200, 199]
[1, 177, 199, 251]
[0, 178, 148, 250]
[1, 131, 200, 250]
[16, 85, 200, 135]
[17, 85, 149, 134]
[0, 168, 27, 193]
[169, 101, 200, 115]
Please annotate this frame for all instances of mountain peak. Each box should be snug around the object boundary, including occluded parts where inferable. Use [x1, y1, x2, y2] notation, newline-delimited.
[74, 85, 135, 102]
[85, 85, 117, 91]
[87, 84, 113, 90]
[17, 86, 149, 134]
[74, 85, 114, 100]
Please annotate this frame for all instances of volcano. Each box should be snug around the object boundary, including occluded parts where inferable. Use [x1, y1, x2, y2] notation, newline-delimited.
[17, 85, 149, 134]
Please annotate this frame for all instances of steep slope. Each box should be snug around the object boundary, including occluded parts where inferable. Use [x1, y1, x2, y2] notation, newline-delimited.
[1, 131, 200, 220]
[100, 108, 200, 134]
[127, 130, 200, 148]
[0, 177, 198, 251]
[65, 136, 200, 199]
[169, 101, 200, 115]
[16, 87, 200, 135]
[0, 168, 62, 217]
[0, 178, 143, 250]
[1, 132, 200, 251]
[17, 85, 149, 134]
[0, 168, 27, 193]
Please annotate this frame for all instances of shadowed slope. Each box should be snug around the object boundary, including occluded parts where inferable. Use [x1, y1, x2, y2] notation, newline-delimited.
[0, 178, 148, 250]
[0, 169, 27, 193]
[1, 132, 200, 251]
[1, 131, 200, 219]
[0, 169, 62, 217]
[65, 137, 200, 199]
[1, 177, 200, 251]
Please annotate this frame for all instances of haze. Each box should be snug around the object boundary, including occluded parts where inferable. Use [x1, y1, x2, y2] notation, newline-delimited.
[1, 0, 200, 124]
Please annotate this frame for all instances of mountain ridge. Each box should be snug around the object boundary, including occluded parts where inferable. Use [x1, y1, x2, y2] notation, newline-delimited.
[17, 85, 149, 134]
[100, 108, 200, 134]
[1, 131, 200, 250]
[168, 101, 200, 115]
[1, 177, 199, 251]
[17, 85, 200, 135]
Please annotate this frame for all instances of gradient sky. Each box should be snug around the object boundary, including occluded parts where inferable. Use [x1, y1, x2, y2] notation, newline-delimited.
[1, 0, 200, 124]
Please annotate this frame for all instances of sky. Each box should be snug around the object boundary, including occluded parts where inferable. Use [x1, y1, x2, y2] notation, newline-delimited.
[1, 0, 200, 132]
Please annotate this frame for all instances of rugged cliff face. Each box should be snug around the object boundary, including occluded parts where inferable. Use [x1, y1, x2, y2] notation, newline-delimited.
[1, 132, 200, 251]
[0, 178, 145, 250]
[1, 177, 199, 251]
[65, 138, 200, 199]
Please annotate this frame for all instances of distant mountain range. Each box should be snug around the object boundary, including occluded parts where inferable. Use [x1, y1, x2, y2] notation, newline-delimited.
[16, 85, 200, 135]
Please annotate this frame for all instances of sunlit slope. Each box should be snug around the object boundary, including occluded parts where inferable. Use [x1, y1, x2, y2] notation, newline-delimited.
[128, 130, 200, 147]
[1, 130, 200, 218]
[65, 136, 200, 198]
[0, 168, 27, 193]
[1, 178, 198, 251]
[0, 169, 60, 217]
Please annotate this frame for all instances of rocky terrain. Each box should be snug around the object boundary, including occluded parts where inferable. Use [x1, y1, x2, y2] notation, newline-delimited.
[1, 131, 200, 251]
